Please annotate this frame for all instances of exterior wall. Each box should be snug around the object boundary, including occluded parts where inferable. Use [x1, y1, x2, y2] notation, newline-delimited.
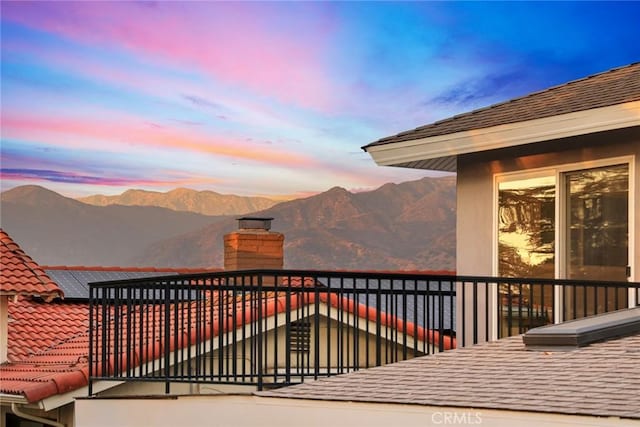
[74, 395, 639, 427]
[99, 381, 254, 397]
[456, 130, 640, 344]
[0, 296, 8, 364]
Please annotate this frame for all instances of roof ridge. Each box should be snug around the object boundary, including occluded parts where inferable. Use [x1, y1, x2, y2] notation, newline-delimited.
[412, 62, 640, 132]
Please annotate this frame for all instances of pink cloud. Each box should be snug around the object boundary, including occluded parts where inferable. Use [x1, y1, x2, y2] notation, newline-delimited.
[3, 30, 332, 136]
[3, 2, 339, 112]
[2, 112, 317, 168]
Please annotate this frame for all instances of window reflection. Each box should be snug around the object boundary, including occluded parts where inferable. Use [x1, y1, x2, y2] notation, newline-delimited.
[498, 176, 556, 278]
[564, 164, 628, 319]
[498, 176, 555, 336]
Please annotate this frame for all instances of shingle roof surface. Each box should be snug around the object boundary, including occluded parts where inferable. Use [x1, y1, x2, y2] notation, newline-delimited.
[258, 332, 640, 419]
[365, 62, 640, 148]
[0, 229, 63, 301]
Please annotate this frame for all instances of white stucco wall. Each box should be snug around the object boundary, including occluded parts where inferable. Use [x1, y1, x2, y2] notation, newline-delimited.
[74, 395, 639, 427]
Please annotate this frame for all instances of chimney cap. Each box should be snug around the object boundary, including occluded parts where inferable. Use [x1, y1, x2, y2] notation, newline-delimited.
[236, 217, 274, 231]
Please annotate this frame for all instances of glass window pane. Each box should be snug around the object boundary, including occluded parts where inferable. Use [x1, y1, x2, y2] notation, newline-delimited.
[498, 176, 555, 336]
[498, 176, 556, 278]
[564, 164, 629, 319]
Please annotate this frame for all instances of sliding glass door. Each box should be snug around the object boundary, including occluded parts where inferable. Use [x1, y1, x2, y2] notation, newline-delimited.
[498, 176, 555, 335]
[497, 160, 631, 333]
[563, 164, 629, 319]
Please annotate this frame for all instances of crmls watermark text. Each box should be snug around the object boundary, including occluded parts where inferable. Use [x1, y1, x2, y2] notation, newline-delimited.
[431, 411, 482, 425]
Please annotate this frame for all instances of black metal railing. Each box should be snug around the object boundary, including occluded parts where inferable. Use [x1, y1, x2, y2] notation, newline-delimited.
[88, 270, 640, 394]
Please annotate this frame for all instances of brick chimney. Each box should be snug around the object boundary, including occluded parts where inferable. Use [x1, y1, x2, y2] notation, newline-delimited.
[224, 217, 284, 270]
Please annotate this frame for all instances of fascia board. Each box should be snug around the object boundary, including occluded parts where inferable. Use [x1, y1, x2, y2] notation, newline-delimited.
[366, 101, 640, 168]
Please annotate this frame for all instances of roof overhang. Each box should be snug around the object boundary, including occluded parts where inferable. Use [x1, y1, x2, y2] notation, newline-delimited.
[364, 100, 640, 172]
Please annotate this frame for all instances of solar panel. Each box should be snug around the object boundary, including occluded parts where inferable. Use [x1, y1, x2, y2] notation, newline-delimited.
[46, 270, 188, 301]
[45, 270, 88, 299]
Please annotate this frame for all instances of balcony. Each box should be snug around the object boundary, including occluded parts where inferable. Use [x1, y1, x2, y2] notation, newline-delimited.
[88, 270, 640, 394]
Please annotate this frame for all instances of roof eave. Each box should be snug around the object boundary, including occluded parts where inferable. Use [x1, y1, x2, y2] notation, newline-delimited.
[364, 100, 640, 172]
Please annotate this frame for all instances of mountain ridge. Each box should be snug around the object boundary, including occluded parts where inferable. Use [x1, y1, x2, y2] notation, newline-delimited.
[1, 177, 456, 271]
[1, 185, 227, 266]
[77, 187, 279, 216]
[132, 176, 456, 271]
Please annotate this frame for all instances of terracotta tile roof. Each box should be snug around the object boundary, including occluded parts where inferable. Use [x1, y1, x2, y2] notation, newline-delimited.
[7, 297, 88, 362]
[1, 276, 446, 403]
[365, 62, 640, 148]
[0, 310, 89, 402]
[0, 229, 63, 301]
[258, 332, 640, 420]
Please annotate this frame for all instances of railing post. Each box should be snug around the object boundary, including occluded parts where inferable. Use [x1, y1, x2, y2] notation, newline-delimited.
[88, 285, 94, 396]
[375, 291, 381, 366]
[285, 277, 291, 385]
[629, 287, 638, 308]
[256, 274, 263, 391]
[164, 280, 170, 395]
[438, 280, 444, 352]
[113, 287, 120, 377]
[313, 280, 320, 379]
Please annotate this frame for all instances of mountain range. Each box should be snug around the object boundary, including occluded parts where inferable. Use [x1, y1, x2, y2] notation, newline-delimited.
[1, 185, 226, 266]
[78, 188, 278, 216]
[1, 176, 456, 270]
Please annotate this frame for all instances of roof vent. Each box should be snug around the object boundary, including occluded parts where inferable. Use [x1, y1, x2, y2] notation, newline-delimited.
[523, 307, 640, 351]
[237, 217, 273, 231]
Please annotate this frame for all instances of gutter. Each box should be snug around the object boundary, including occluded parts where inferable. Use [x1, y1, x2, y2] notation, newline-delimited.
[0, 393, 28, 405]
[11, 403, 65, 427]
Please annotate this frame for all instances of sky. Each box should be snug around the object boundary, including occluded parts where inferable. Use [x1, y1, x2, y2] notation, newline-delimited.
[2, 2, 640, 198]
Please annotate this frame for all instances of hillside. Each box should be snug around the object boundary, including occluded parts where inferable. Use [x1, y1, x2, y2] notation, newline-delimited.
[132, 176, 456, 271]
[78, 188, 278, 216]
[1, 186, 226, 266]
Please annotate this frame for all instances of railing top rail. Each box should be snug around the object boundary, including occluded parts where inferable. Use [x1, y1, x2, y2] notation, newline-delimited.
[87, 269, 640, 290]
[87, 269, 457, 288]
[456, 275, 640, 288]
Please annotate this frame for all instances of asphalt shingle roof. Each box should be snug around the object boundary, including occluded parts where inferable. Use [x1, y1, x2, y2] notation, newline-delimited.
[365, 62, 640, 148]
[258, 331, 640, 419]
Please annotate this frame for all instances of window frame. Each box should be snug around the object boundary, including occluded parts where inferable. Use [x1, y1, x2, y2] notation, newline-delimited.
[492, 155, 635, 329]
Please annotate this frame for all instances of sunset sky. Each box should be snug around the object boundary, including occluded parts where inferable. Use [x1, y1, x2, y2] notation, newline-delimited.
[2, 2, 640, 198]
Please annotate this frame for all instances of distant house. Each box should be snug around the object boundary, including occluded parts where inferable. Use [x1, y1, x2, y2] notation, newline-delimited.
[0, 227, 448, 426]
